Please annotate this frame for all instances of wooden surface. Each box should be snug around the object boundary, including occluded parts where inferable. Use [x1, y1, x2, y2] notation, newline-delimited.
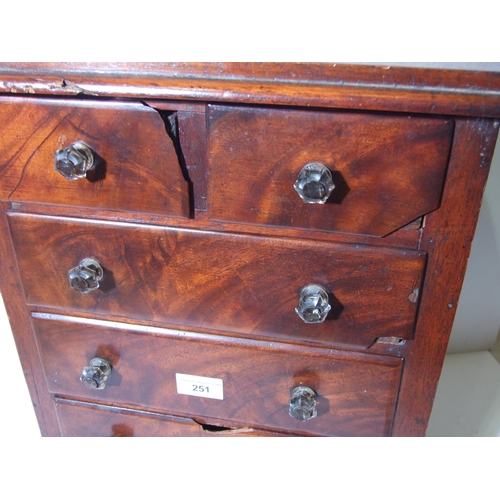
[1, 63, 499, 437]
[55, 398, 288, 437]
[5, 200, 423, 249]
[33, 315, 403, 437]
[0, 96, 189, 218]
[9, 212, 426, 349]
[208, 105, 453, 236]
[177, 110, 208, 211]
[1, 63, 500, 117]
[391, 118, 499, 436]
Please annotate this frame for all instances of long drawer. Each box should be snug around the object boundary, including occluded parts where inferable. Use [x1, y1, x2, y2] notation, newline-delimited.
[33, 315, 403, 437]
[10, 213, 426, 349]
[54, 399, 287, 437]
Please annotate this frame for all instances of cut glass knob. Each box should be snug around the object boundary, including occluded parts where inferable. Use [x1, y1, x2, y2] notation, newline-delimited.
[295, 284, 331, 324]
[80, 357, 112, 390]
[54, 141, 95, 181]
[294, 162, 335, 204]
[68, 258, 104, 294]
[289, 386, 318, 421]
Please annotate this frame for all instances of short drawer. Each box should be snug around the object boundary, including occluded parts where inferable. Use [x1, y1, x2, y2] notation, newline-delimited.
[10, 213, 426, 349]
[0, 97, 189, 217]
[34, 315, 403, 437]
[54, 399, 287, 437]
[207, 105, 454, 236]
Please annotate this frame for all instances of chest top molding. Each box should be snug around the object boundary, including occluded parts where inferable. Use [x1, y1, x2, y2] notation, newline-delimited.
[1, 62, 500, 117]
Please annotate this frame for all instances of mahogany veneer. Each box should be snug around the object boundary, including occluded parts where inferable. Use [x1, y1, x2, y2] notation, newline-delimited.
[35, 315, 401, 437]
[54, 399, 289, 437]
[0, 97, 189, 217]
[208, 105, 453, 236]
[9, 213, 425, 349]
[0, 63, 499, 437]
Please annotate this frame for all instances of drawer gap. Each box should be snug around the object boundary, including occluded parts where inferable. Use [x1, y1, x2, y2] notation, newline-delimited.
[142, 102, 195, 218]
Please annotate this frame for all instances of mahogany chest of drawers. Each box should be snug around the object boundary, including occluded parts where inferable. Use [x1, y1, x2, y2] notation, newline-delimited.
[0, 63, 499, 437]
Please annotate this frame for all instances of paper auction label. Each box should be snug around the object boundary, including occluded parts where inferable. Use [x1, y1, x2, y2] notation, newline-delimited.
[175, 373, 224, 400]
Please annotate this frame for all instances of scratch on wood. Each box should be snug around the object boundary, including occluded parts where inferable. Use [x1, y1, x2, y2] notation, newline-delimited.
[7, 121, 61, 198]
[0, 78, 99, 96]
[62, 79, 99, 96]
[376, 337, 406, 345]
[408, 288, 419, 303]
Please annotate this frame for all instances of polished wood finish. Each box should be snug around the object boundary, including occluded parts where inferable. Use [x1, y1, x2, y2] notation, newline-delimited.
[6, 200, 423, 249]
[1, 63, 500, 117]
[10, 213, 425, 349]
[55, 399, 287, 437]
[0, 97, 189, 217]
[392, 118, 499, 435]
[177, 110, 209, 211]
[208, 105, 453, 236]
[34, 316, 402, 437]
[1, 63, 499, 437]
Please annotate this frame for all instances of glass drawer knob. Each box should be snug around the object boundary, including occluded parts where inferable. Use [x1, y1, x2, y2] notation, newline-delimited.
[80, 357, 112, 390]
[294, 162, 335, 204]
[295, 284, 331, 324]
[289, 386, 317, 421]
[55, 141, 96, 181]
[68, 258, 104, 294]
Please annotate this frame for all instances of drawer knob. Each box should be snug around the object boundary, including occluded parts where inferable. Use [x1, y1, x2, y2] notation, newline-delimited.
[54, 141, 96, 181]
[294, 162, 335, 204]
[80, 357, 112, 390]
[68, 258, 104, 294]
[295, 284, 331, 324]
[289, 386, 317, 421]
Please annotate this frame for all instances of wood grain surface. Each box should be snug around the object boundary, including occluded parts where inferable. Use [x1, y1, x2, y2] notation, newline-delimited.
[33, 316, 403, 437]
[9, 213, 426, 349]
[392, 118, 500, 436]
[1, 64, 498, 437]
[177, 110, 208, 211]
[54, 398, 288, 437]
[1, 63, 500, 117]
[208, 105, 453, 236]
[6, 200, 423, 250]
[0, 96, 189, 217]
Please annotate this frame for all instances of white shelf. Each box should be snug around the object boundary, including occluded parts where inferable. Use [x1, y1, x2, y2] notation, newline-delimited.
[427, 351, 500, 436]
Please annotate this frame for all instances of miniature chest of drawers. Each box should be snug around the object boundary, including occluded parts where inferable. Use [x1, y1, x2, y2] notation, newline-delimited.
[0, 63, 499, 437]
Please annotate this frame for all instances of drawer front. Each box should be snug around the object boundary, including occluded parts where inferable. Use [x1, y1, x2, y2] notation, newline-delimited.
[54, 399, 286, 437]
[10, 213, 426, 348]
[0, 97, 189, 217]
[207, 105, 454, 236]
[34, 316, 403, 437]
